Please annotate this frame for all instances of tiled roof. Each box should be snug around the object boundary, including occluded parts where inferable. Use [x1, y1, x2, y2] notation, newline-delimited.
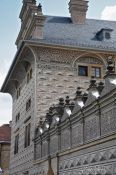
[0, 124, 11, 143]
[35, 16, 116, 51]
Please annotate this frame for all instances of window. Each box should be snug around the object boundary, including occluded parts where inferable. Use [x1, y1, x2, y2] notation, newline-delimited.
[105, 32, 110, 39]
[78, 66, 88, 76]
[16, 87, 21, 99]
[15, 113, 20, 123]
[95, 28, 113, 41]
[91, 67, 101, 78]
[27, 68, 32, 83]
[24, 123, 31, 148]
[14, 134, 19, 154]
[26, 98, 31, 111]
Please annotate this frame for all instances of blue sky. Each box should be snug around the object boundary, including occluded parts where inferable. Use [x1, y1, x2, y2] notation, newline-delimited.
[0, 0, 116, 125]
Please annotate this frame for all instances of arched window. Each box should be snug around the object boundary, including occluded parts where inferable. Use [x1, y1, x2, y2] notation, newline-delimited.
[27, 67, 32, 83]
[16, 87, 21, 99]
[23, 61, 33, 83]
[14, 80, 21, 99]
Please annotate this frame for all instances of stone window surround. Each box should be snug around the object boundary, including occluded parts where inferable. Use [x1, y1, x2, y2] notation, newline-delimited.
[78, 63, 102, 78]
[24, 123, 31, 148]
[15, 112, 20, 123]
[16, 86, 21, 99]
[26, 98, 31, 112]
[27, 67, 32, 83]
[14, 133, 19, 155]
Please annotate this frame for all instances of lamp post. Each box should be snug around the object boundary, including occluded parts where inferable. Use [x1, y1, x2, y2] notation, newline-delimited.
[38, 118, 44, 134]
[44, 107, 53, 130]
[54, 98, 64, 124]
[75, 87, 84, 108]
[74, 87, 86, 143]
[64, 96, 75, 147]
[88, 77, 103, 137]
[65, 96, 75, 117]
[107, 58, 116, 85]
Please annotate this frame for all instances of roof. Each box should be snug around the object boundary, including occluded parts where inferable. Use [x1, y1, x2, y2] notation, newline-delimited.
[37, 16, 116, 51]
[0, 124, 11, 143]
[1, 16, 116, 92]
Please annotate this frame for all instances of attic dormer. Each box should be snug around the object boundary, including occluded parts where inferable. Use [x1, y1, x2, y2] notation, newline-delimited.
[95, 28, 113, 41]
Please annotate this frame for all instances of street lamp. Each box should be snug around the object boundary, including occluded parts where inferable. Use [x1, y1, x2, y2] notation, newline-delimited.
[89, 78, 100, 99]
[53, 98, 65, 123]
[55, 115, 60, 123]
[44, 107, 53, 129]
[109, 77, 116, 85]
[39, 127, 43, 134]
[106, 57, 116, 85]
[65, 96, 72, 116]
[65, 108, 72, 116]
[38, 118, 44, 134]
[75, 87, 84, 108]
[45, 122, 50, 129]
[91, 89, 100, 99]
[64, 96, 75, 117]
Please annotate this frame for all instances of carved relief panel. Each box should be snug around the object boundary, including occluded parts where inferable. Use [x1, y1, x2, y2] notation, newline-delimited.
[101, 108, 116, 136]
[72, 122, 83, 147]
[61, 129, 70, 151]
[42, 141, 48, 158]
[84, 115, 100, 142]
[50, 135, 58, 155]
[35, 143, 41, 160]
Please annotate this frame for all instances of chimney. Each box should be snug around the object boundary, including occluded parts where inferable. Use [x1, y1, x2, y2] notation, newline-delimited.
[69, 0, 88, 24]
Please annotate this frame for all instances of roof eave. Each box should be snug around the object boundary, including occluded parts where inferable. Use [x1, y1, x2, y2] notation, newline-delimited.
[0, 41, 25, 92]
[0, 141, 11, 144]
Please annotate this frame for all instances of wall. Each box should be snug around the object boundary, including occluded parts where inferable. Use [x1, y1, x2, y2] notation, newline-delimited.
[9, 45, 113, 175]
[34, 76, 116, 175]
[0, 143, 10, 175]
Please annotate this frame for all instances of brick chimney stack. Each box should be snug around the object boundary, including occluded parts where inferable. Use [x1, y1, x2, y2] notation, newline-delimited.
[69, 0, 88, 24]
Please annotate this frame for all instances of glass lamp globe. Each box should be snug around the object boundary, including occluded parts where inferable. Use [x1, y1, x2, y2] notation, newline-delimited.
[65, 108, 72, 116]
[91, 90, 100, 98]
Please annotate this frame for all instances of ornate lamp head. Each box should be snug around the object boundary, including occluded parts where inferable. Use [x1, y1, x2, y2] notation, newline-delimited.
[38, 117, 44, 134]
[89, 77, 100, 99]
[74, 87, 84, 108]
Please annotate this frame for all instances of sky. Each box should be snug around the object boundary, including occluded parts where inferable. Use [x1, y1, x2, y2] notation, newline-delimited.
[0, 0, 116, 125]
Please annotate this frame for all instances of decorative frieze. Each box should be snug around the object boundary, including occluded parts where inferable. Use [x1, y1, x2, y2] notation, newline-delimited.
[59, 146, 116, 175]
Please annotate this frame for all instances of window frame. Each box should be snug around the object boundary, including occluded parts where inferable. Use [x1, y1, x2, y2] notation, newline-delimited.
[14, 134, 19, 154]
[24, 123, 31, 148]
[78, 63, 102, 78]
[78, 65, 88, 77]
[15, 113, 20, 123]
[91, 66, 101, 78]
[26, 98, 31, 111]
[27, 68, 32, 83]
[16, 87, 21, 99]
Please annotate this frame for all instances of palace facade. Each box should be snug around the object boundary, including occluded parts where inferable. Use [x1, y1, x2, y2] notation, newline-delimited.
[1, 0, 116, 174]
